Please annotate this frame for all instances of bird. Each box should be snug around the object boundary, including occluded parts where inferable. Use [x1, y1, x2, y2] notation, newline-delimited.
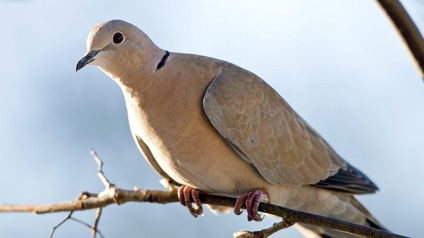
[76, 20, 387, 237]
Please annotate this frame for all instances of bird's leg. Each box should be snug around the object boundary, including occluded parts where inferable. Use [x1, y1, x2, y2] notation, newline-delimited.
[177, 185, 203, 217]
[234, 190, 269, 222]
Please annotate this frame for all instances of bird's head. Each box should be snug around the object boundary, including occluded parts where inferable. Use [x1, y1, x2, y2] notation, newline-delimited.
[76, 20, 160, 80]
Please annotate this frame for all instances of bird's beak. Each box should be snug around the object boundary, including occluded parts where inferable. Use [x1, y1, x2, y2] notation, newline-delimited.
[76, 50, 100, 72]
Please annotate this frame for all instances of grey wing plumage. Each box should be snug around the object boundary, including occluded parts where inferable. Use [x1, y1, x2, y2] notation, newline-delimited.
[203, 64, 378, 193]
[203, 65, 338, 186]
[308, 125, 379, 194]
[313, 163, 379, 194]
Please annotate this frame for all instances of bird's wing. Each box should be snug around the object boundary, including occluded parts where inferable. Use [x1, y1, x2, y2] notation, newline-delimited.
[203, 65, 349, 187]
[308, 125, 379, 194]
[313, 162, 379, 194]
[134, 134, 174, 181]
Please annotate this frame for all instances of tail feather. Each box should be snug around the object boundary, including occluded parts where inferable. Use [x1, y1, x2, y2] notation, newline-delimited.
[295, 196, 387, 238]
[350, 197, 388, 231]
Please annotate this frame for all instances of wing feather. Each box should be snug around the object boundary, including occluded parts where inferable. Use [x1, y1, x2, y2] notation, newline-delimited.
[134, 134, 174, 181]
[203, 64, 378, 193]
[203, 65, 336, 186]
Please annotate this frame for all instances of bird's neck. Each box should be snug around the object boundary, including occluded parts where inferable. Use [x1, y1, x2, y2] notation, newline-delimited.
[104, 45, 166, 88]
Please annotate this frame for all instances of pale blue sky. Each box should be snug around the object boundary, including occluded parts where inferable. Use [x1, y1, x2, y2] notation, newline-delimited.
[0, 1, 423, 237]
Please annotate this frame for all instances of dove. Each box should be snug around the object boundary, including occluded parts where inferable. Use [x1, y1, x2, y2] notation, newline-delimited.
[76, 20, 387, 237]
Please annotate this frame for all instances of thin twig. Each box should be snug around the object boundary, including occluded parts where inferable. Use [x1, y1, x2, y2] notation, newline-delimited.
[49, 212, 104, 238]
[92, 208, 103, 238]
[233, 220, 294, 238]
[67, 216, 105, 238]
[49, 211, 73, 238]
[376, 0, 424, 78]
[90, 150, 114, 188]
[48, 197, 106, 238]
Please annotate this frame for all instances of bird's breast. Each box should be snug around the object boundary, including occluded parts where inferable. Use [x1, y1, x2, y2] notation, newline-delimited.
[123, 81, 267, 196]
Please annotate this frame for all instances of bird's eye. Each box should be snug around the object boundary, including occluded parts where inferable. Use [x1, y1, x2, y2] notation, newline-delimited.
[113, 32, 125, 44]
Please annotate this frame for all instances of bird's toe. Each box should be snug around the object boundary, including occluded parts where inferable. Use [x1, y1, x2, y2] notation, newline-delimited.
[177, 185, 204, 217]
[234, 189, 269, 222]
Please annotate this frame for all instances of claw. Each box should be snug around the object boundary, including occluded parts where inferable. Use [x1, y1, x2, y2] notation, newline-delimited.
[191, 188, 203, 215]
[234, 195, 246, 215]
[234, 190, 269, 222]
[177, 185, 204, 218]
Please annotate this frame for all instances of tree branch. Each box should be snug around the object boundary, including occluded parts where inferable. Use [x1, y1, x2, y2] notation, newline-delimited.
[376, 0, 424, 78]
[0, 187, 407, 238]
[0, 150, 408, 237]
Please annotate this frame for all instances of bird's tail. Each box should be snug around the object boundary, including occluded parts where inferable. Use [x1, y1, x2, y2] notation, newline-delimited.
[295, 196, 387, 238]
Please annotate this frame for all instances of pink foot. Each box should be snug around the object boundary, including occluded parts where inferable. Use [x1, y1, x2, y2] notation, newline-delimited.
[177, 185, 203, 217]
[234, 190, 269, 221]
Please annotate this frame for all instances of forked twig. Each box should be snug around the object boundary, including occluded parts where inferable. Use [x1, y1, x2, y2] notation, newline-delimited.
[49, 211, 105, 238]
[49, 211, 74, 238]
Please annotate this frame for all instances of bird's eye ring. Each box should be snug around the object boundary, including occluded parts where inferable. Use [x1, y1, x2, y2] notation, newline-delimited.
[113, 32, 125, 44]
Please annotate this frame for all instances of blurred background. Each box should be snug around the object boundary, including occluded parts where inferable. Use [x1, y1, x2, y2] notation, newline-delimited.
[0, 0, 423, 237]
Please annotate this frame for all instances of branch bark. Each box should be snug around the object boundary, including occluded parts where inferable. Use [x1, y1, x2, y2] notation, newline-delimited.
[376, 0, 424, 78]
[0, 187, 407, 238]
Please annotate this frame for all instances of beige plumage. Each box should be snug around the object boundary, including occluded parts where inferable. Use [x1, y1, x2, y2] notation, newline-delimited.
[77, 20, 386, 237]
